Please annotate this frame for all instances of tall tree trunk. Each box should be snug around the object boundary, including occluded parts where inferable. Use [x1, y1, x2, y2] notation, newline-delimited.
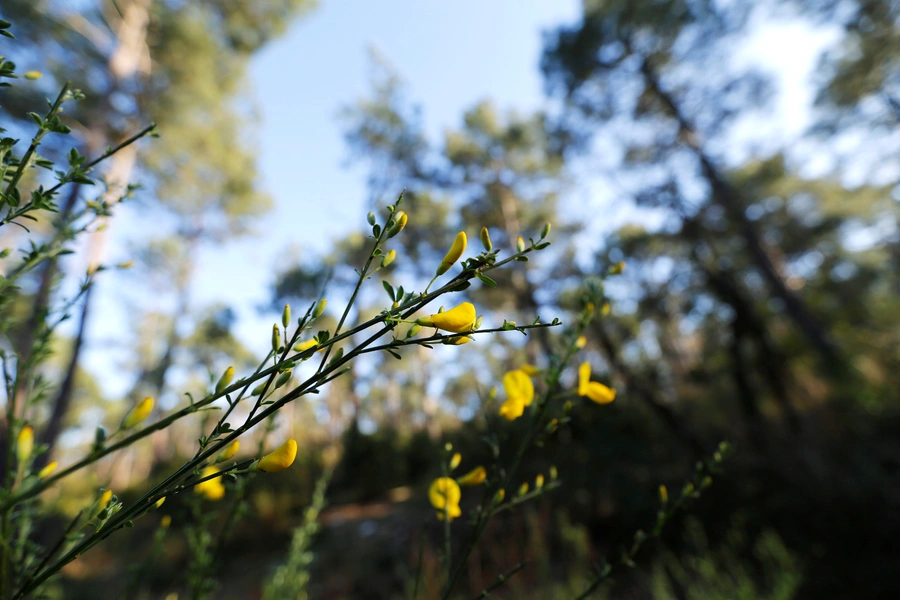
[639, 58, 842, 368]
[33, 0, 152, 463]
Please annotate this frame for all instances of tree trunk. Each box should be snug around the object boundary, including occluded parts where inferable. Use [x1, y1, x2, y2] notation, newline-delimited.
[639, 58, 842, 368]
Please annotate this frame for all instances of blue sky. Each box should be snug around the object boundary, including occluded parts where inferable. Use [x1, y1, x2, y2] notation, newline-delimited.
[87, 0, 582, 398]
[185, 1, 583, 350]
[86, 0, 838, 400]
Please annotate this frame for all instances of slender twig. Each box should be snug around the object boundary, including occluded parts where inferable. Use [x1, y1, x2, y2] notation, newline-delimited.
[471, 561, 527, 599]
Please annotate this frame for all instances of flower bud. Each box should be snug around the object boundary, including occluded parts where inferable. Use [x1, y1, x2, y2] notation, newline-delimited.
[480, 227, 492, 251]
[282, 303, 291, 328]
[449, 453, 461, 470]
[659, 484, 668, 505]
[549, 466, 558, 481]
[381, 249, 396, 268]
[16, 426, 34, 464]
[610, 261, 625, 274]
[457, 466, 487, 486]
[153, 497, 166, 510]
[122, 397, 153, 430]
[160, 515, 172, 529]
[272, 323, 281, 354]
[493, 488, 506, 505]
[275, 370, 292, 389]
[251, 382, 267, 396]
[436, 232, 467, 276]
[254, 439, 298, 473]
[367, 211, 376, 226]
[575, 336, 587, 349]
[38, 461, 57, 479]
[24, 71, 42, 80]
[540, 223, 551, 240]
[535, 474, 544, 489]
[406, 323, 422, 338]
[313, 298, 327, 318]
[518, 482, 529, 496]
[216, 440, 240, 463]
[215, 366, 234, 394]
[386, 211, 407, 238]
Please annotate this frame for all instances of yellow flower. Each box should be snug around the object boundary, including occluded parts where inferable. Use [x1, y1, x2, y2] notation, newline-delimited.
[215, 440, 240, 463]
[16, 426, 34, 464]
[195, 466, 225, 501]
[122, 397, 153, 430]
[449, 453, 462, 470]
[535, 474, 545, 489]
[520, 363, 540, 376]
[429, 477, 462, 520]
[498, 397, 525, 421]
[90, 488, 114, 519]
[381, 249, 396, 268]
[416, 302, 476, 333]
[215, 366, 234, 394]
[457, 466, 486, 487]
[387, 211, 407, 238]
[294, 338, 318, 353]
[436, 504, 462, 521]
[503, 369, 534, 407]
[575, 336, 587, 349]
[436, 231, 467, 276]
[37, 461, 57, 479]
[577, 362, 616, 404]
[254, 439, 298, 473]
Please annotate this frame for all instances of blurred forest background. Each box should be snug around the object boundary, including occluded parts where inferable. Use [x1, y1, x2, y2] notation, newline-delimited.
[0, 0, 898, 598]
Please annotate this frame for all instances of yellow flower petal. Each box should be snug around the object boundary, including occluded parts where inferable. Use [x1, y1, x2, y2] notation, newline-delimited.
[503, 369, 534, 407]
[255, 439, 298, 473]
[436, 231, 467, 276]
[37, 461, 57, 479]
[416, 302, 476, 333]
[436, 503, 462, 521]
[520, 363, 539, 376]
[457, 466, 487, 487]
[498, 396, 525, 421]
[195, 466, 225, 501]
[122, 397, 154, 430]
[584, 381, 616, 404]
[578, 362, 591, 396]
[294, 339, 319, 353]
[16, 426, 34, 464]
[215, 440, 240, 463]
[215, 366, 234, 394]
[428, 477, 461, 510]
[449, 453, 462, 470]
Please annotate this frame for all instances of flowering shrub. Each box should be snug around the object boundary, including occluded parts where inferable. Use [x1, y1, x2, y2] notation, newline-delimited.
[0, 20, 727, 599]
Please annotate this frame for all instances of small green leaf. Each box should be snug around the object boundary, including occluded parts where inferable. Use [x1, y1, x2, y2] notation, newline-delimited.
[476, 273, 497, 287]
